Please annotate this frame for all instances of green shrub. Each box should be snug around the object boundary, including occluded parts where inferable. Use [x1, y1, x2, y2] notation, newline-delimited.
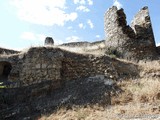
[105, 47, 121, 58]
[0, 82, 7, 89]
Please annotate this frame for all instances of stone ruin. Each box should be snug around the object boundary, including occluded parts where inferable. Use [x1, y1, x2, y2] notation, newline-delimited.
[0, 5, 159, 94]
[0, 6, 160, 119]
[0, 5, 159, 95]
[44, 37, 54, 46]
[104, 6, 158, 60]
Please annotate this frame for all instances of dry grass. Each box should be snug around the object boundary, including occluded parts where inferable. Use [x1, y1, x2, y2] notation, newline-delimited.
[138, 60, 160, 72]
[125, 78, 160, 103]
[39, 77, 160, 120]
[1, 44, 159, 120]
[137, 60, 160, 79]
[39, 59, 160, 120]
[39, 103, 160, 120]
[58, 45, 106, 56]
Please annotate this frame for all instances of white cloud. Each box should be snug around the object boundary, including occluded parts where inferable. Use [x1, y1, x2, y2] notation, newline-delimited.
[79, 23, 86, 29]
[10, 0, 78, 26]
[21, 32, 65, 46]
[0, 42, 12, 50]
[21, 32, 36, 41]
[67, 26, 73, 30]
[96, 35, 100, 38]
[87, 0, 93, 5]
[76, 6, 90, 12]
[73, 0, 93, 5]
[79, 0, 86, 4]
[66, 36, 80, 42]
[113, 0, 122, 9]
[21, 32, 46, 41]
[87, 19, 94, 29]
[66, 13, 78, 21]
[54, 39, 64, 45]
[36, 34, 47, 41]
[73, 0, 79, 4]
[156, 43, 160, 46]
[73, 0, 86, 5]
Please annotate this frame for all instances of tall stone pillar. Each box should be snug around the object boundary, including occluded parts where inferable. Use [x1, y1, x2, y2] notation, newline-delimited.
[104, 6, 158, 60]
[104, 6, 135, 59]
[131, 6, 157, 59]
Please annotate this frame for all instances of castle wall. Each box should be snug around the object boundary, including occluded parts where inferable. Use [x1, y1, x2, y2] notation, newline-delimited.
[18, 47, 118, 84]
[0, 63, 4, 75]
[0, 47, 19, 55]
[0, 47, 139, 118]
[104, 6, 135, 59]
[104, 6, 158, 60]
[0, 47, 139, 88]
[61, 54, 119, 81]
[0, 55, 21, 82]
[59, 40, 106, 54]
[157, 46, 160, 55]
[131, 7, 157, 59]
[19, 47, 64, 86]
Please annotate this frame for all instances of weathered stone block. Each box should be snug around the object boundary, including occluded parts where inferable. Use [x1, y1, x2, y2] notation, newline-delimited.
[42, 64, 47, 68]
[44, 37, 54, 46]
[35, 64, 41, 69]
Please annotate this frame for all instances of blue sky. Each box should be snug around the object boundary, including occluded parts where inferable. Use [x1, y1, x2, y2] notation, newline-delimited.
[0, 0, 160, 50]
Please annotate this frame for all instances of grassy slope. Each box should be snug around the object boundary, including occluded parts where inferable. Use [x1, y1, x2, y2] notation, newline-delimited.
[40, 60, 160, 120]
[1, 45, 159, 119]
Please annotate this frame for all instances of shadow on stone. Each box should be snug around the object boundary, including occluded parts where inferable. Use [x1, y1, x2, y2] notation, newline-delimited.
[0, 77, 123, 120]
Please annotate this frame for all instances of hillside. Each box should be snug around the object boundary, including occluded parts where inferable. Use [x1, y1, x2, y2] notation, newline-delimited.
[0, 5, 160, 120]
[0, 45, 159, 120]
[38, 60, 160, 120]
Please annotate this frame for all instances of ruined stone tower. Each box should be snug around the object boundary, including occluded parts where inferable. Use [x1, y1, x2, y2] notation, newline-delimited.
[104, 6, 157, 60]
[131, 7, 157, 59]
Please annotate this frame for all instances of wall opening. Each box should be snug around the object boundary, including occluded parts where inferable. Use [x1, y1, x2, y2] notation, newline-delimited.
[0, 61, 12, 81]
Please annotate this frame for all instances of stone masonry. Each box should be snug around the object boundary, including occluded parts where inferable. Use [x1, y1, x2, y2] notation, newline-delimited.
[0, 6, 158, 90]
[104, 6, 158, 60]
[0, 5, 159, 119]
[44, 37, 54, 46]
[104, 6, 136, 59]
[131, 6, 157, 59]
[0, 47, 139, 88]
[19, 47, 63, 86]
[0, 6, 158, 89]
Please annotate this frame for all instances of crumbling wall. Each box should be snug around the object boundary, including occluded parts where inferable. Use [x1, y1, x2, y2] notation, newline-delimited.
[157, 46, 160, 55]
[60, 41, 90, 47]
[62, 54, 117, 81]
[0, 47, 139, 119]
[0, 55, 21, 82]
[61, 51, 138, 81]
[19, 47, 64, 86]
[0, 47, 19, 55]
[0, 46, 139, 88]
[104, 6, 135, 59]
[104, 6, 158, 60]
[61, 53, 94, 81]
[131, 6, 157, 59]
[59, 40, 106, 55]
